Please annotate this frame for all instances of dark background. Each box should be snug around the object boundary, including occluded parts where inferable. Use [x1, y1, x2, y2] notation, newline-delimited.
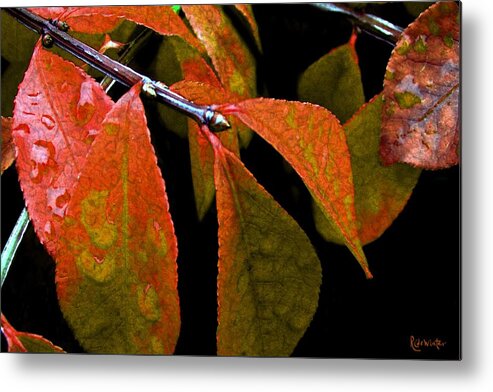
[1, 3, 460, 359]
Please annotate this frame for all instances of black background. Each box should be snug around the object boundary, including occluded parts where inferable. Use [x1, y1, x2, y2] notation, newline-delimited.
[1, 3, 460, 359]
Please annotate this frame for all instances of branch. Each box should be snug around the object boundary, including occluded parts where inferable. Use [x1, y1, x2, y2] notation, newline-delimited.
[314, 3, 403, 46]
[4, 7, 231, 132]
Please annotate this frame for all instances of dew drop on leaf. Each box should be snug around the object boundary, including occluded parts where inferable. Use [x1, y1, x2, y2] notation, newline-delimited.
[41, 114, 56, 130]
[13, 123, 30, 134]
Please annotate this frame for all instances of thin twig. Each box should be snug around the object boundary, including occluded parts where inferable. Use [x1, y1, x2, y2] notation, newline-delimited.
[4, 7, 230, 132]
[314, 3, 403, 45]
[1, 209, 29, 288]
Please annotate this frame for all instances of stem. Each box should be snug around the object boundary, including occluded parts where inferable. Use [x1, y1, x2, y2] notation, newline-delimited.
[1, 209, 29, 288]
[314, 3, 403, 45]
[4, 7, 230, 132]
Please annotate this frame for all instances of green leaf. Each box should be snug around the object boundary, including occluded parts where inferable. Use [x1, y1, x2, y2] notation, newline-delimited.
[1, 11, 38, 117]
[56, 84, 180, 354]
[203, 127, 321, 356]
[314, 94, 421, 245]
[298, 32, 365, 123]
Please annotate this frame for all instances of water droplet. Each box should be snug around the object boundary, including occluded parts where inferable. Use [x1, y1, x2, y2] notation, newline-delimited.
[76, 81, 96, 125]
[47, 187, 69, 217]
[55, 190, 71, 209]
[30, 161, 44, 184]
[41, 114, 55, 130]
[44, 221, 55, 240]
[84, 129, 99, 144]
[31, 143, 50, 165]
[77, 249, 115, 282]
[13, 124, 30, 134]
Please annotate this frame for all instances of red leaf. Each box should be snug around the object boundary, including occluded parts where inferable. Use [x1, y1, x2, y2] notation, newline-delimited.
[203, 127, 321, 356]
[12, 42, 113, 257]
[1, 314, 65, 353]
[232, 4, 262, 51]
[1, 117, 15, 174]
[55, 84, 180, 354]
[31, 6, 205, 55]
[223, 99, 372, 278]
[182, 5, 256, 99]
[380, 2, 460, 169]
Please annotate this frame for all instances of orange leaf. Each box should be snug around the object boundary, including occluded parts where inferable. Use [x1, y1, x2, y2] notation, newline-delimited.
[182, 5, 256, 99]
[223, 99, 372, 278]
[1, 117, 15, 174]
[232, 4, 262, 51]
[31, 6, 205, 55]
[380, 2, 460, 169]
[55, 84, 180, 354]
[203, 127, 321, 356]
[1, 313, 65, 353]
[12, 42, 113, 257]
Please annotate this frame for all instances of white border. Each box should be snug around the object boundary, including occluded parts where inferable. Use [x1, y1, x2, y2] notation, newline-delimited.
[2, 0, 492, 391]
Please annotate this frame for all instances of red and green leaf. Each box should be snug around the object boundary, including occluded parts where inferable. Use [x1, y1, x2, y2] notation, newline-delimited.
[152, 36, 221, 139]
[1, 117, 15, 174]
[223, 99, 372, 278]
[314, 94, 421, 245]
[182, 5, 256, 99]
[232, 4, 262, 51]
[1, 314, 65, 353]
[55, 84, 180, 354]
[171, 80, 241, 220]
[298, 30, 365, 123]
[203, 127, 321, 356]
[380, 2, 460, 169]
[31, 6, 205, 55]
[12, 42, 113, 257]
[182, 5, 256, 147]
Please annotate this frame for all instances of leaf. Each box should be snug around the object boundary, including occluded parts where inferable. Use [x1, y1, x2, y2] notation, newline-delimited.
[1, 314, 65, 353]
[223, 99, 372, 278]
[314, 94, 422, 245]
[55, 84, 180, 354]
[232, 4, 262, 51]
[171, 80, 241, 220]
[1, 11, 39, 117]
[152, 36, 221, 139]
[182, 5, 256, 147]
[298, 31, 365, 123]
[12, 42, 114, 257]
[380, 2, 460, 169]
[31, 6, 205, 55]
[202, 126, 321, 356]
[1, 117, 15, 174]
[182, 5, 256, 98]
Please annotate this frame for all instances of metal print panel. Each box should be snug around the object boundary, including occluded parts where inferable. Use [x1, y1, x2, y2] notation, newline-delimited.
[1, 2, 460, 359]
